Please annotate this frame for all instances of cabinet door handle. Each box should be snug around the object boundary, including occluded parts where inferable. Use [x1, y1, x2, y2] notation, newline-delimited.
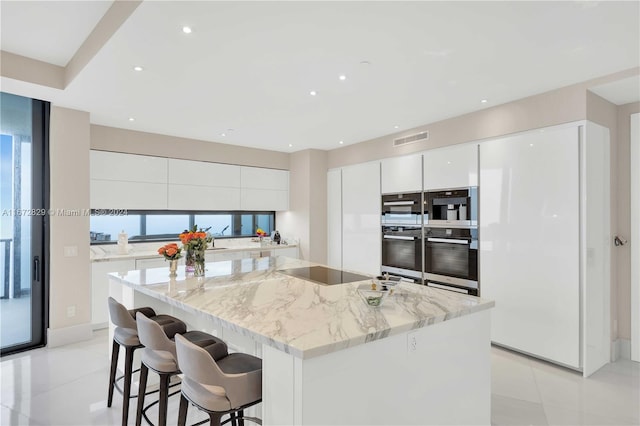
[427, 238, 469, 244]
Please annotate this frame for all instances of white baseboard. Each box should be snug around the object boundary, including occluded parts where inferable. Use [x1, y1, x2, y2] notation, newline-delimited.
[612, 338, 631, 361]
[47, 322, 93, 348]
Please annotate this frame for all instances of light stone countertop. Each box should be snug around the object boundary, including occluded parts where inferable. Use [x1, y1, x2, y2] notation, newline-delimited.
[108, 256, 494, 359]
[91, 239, 297, 262]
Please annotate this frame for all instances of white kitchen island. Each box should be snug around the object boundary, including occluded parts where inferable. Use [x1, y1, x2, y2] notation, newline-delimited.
[108, 256, 494, 425]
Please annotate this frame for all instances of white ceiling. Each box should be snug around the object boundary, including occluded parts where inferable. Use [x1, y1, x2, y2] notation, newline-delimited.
[1, 1, 639, 153]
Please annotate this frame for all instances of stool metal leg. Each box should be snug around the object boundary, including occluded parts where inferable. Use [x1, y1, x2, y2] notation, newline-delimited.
[107, 339, 120, 407]
[122, 345, 136, 426]
[135, 363, 149, 426]
[209, 412, 223, 426]
[158, 373, 171, 426]
[178, 394, 189, 426]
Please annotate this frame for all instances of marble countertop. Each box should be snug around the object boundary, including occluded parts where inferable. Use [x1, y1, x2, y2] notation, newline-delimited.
[91, 239, 296, 261]
[108, 256, 494, 359]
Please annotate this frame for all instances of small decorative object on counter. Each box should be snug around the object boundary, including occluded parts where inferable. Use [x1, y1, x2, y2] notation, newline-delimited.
[158, 243, 182, 277]
[179, 225, 212, 277]
[256, 228, 268, 246]
[117, 229, 129, 254]
[273, 230, 281, 245]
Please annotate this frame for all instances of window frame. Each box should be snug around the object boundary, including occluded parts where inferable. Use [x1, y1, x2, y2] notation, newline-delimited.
[89, 209, 275, 244]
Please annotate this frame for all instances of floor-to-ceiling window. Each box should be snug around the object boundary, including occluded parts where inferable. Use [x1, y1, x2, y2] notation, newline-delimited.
[0, 92, 49, 355]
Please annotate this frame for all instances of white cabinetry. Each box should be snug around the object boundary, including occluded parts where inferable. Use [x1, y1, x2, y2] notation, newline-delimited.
[91, 259, 135, 328]
[342, 162, 381, 275]
[90, 151, 168, 209]
[135, 257, 170, 270]
[240, 167, 289, 211]
[168, 159, 241, 210]
[424, 143, 478, 190]
[479, 122, 610, 375]
[327, 169, 342, 269]
[90, 150, 290, 211]
[381, 154, 422, 194]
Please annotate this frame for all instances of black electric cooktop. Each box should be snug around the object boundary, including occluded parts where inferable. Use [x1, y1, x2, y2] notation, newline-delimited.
[278, 266, 371, 286]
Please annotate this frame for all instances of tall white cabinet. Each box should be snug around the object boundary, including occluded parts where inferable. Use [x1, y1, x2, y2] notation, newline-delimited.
[423, 143, 478, 190]
[329, 162, 381, 276]
[479, 122, 610, 375]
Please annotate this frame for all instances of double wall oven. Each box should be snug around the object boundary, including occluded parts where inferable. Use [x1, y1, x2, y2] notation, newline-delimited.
[380, 187, 480, 295]
[381, 192, 423, 281]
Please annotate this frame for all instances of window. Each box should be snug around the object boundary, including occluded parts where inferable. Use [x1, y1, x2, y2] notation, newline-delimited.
[90, 210, 275, 243]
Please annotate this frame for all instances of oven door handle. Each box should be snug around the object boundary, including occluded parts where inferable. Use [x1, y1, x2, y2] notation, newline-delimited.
[426, 237, 469, 244]
[383, 235, 418, 241]
[383, 201, 416, 206]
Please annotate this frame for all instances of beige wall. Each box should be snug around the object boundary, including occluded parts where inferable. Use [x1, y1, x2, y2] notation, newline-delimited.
[586, 92, 620, 341]
[276, 149, 328, 264]
[615, 102, 640, 340]
[91, 125, 289, 170]
[48, 107, 91, 343]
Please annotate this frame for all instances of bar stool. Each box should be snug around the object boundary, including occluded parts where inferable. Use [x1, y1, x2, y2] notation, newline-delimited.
[107, 297, 187, 426]
[134, 312, 229, 426]
[175, 333, 263, 426]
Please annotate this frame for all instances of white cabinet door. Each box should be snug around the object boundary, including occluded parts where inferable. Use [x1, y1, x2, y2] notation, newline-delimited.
[168, 184, 241, 210]
[342, 162, 381, 275]
[90, 179, 167, 209]
[211, 250, 246, 261]
[135, 257, 169, 269]
[327, 169, 342, 269]
[91, 259, 136, 328]
[424, 143, 478, 190]
[381, 154, 422, 194]
[91, 151, 167, 183]
[479, 125, 580, 368]
[241, 167, 289, 190]
[275, 246, 298, 258]
[241, 189, 289, 211]
[168, 159, 241, 187]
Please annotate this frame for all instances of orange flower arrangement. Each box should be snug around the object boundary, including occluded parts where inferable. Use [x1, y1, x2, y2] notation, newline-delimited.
[158, 243, 182, 260]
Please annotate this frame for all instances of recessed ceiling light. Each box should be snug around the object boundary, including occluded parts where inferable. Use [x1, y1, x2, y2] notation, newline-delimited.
[309, 90, 317, 96]
[182, 26, 192, 34]
[339, 75, 347, 81]
[339, 140, 344, 145]
[133, 66, 143, 72]
[128, 117, 135, 122]
[288, 144, 293, 147]
[481, 99, 488, 103]
[394, 125, 399, 129]
[360, 60, 371, 65]
[221, 133, 226, 137]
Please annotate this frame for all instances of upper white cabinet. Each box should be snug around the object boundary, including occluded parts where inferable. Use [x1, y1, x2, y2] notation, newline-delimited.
[342, 162, 381, 275]
[241, 167, 288, 191]
[240, 167, 289, 211]
[91, 151, 169, 209]
[381, 154, 422, 194]
[168, 159, 241, 187]
[167, 159, 241, 210]
[91, 151, 167, 183]
[91, 180, 167, 209]
[423, 143, 478, 190]
[90, 150, 289, 211]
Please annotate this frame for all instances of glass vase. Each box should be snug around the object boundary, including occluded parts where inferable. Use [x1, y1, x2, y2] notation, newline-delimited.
[193, 259, 205, 277]
[185, 248, 195, 272]
[169, 259, 178, 277]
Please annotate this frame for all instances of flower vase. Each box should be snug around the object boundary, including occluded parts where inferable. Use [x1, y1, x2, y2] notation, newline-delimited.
[169, 259, 178, 277]
[193, 259, 205, 277]
[185, 248, 195, 272]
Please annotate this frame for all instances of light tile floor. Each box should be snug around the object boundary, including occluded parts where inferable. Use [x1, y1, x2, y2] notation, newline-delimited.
[0, 330, 638, 425]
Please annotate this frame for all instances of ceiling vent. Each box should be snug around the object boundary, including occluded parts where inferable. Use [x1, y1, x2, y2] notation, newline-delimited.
[393, 131, 429, 147]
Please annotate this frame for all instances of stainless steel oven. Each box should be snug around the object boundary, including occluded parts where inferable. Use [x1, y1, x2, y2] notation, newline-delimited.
[424, 227, 478, 295]
[381, 225, 422, 281]
[426, 187, 477, 226]
[381, 192, 423, 226]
